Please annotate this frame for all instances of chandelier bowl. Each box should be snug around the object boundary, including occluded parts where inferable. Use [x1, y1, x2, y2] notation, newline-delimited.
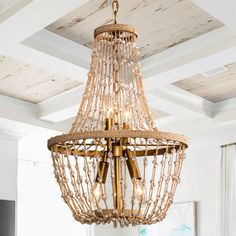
[48, 130, 187, 226]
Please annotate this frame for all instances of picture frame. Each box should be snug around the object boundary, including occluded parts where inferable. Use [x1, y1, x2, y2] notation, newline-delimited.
[139, 201, 197, 236]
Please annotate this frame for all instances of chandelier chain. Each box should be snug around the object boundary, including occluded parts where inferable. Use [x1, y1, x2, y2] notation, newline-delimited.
[112, 0, 119, 24]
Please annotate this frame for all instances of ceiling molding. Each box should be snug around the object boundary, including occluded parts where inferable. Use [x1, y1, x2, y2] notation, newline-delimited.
[38, 85, 85, 122]
[215, 97, 236, 112]
[0, 94, 67, 133]
[155, 115, 183, 128]
[0, 0, 91, 43]
[149, 85, 214, 118]
[147, 93, 210, 120]
[23, 29, 91, 73]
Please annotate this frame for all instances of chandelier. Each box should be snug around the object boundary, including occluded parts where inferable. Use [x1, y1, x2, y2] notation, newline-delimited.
[48, 0, 188, 227]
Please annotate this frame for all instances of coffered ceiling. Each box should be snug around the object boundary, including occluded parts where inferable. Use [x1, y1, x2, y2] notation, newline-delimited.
[47, 0, 223, 59]
[0, 0, 235, 135]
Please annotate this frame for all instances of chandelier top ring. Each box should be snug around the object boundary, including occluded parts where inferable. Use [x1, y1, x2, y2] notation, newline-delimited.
[94, 24, 138, 38]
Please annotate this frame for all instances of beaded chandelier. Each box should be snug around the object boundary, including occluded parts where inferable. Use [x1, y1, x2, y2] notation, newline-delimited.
[48, 0, 188, 227]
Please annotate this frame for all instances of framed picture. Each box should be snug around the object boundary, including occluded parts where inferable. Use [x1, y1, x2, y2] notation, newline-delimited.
[139, 202, 196, 236]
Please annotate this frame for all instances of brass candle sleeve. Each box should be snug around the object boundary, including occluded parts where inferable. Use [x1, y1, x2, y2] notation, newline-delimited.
[105, 118, 113, 130]
[125, 149, 142, 180]
[113, 143, 122, 210]
[96, 160, 109, 184]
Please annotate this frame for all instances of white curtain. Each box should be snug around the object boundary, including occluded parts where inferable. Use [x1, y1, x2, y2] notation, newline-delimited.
[217, 144, 236, 236]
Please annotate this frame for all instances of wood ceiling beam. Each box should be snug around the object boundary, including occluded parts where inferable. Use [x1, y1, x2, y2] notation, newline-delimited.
[0, 0, 90, 43]
[148, 85, 214, 118]
[159, 109, 236, 140]
[23, 29, 91, 76]
[38, 85, 85, 122]
[0, 94, 68, 134]
[154, 116, 184, 129]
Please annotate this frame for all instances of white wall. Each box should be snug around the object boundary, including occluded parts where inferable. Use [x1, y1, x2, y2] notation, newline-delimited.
[17, 134, 88, 236]
[0, 133, 18, 200]
[175, 140, 219, 236]
[94, 129, 236, 236]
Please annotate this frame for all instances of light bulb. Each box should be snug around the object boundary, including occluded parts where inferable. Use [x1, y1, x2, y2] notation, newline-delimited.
[124, 111, 130, 123]
[133, 179, 146, 204]
[106, 107, 113, 119]
[93, 182, 103, 204]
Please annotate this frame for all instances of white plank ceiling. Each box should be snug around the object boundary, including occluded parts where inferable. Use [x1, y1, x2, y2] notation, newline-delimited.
[173, 62, 236, 102]
[47, 0, 223, 59]
[0, 55, 82, 103]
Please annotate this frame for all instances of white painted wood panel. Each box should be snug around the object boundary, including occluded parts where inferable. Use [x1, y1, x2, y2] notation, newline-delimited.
[47, 0, 223, 59]
[173, 62, 236, 102]
[0, 55, 81, 103]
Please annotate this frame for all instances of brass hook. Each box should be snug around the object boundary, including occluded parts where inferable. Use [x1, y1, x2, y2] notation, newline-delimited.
[112, 0, 119, 24]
